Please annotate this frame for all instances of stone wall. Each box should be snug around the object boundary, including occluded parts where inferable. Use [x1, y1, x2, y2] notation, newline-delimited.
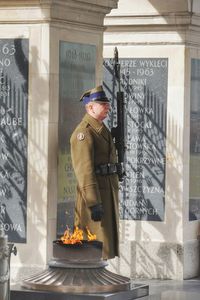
[104, 0, 200, 279]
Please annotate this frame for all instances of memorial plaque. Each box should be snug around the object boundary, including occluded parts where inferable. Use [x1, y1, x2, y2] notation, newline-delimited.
[189, 59, 200, 221]
[103, 57, 168, 221]
[0, 39, 29, 242]
[57, 41, 96, 236]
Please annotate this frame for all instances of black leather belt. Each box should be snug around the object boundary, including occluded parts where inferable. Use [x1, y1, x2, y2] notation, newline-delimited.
[95, 163, 118, 175]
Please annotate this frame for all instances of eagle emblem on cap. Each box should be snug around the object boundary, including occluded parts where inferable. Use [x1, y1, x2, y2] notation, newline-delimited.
[77, 132, 85, 141]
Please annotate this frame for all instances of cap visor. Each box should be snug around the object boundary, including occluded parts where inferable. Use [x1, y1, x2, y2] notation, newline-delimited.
[93, 98, 109, 103]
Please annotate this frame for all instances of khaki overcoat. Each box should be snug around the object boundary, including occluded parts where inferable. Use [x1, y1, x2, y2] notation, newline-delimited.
[70, 113, 119, 259]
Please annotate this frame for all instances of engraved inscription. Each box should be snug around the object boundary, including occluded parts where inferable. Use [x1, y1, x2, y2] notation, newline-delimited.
[103, 57, 168, 221]
[0, 39, 28, 242]
[57, 42, 96, 236]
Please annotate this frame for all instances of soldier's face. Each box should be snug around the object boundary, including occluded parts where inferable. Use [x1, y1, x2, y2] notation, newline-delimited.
[90, 102, 110, 122]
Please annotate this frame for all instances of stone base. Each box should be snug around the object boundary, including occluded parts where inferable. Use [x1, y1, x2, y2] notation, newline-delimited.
[184, 240, 200, 279]
[11, 283, 149, 300]
[108, 240, 200, 280]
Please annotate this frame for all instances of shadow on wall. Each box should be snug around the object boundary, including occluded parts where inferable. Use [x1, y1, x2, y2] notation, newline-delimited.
[124, 0, 197, 279]
[103, 53, 183, 278]
[147, 0, 190, 14]
[0, 39, 29, 244]
[18, 44, 51, 279]
[108, 110, 183, 279]
[103, 57, 167, 223]
[104, 0, 197, 279]
[0, 38, 52, 283]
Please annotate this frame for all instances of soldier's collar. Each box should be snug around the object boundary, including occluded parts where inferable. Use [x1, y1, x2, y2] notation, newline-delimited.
[84, 113, 104, 133]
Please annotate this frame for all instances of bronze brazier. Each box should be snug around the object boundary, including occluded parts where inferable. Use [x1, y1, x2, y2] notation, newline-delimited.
[22, 240, 130, 294]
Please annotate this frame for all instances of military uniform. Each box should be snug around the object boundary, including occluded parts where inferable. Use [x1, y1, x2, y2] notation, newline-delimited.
[70, 113, 119, 259]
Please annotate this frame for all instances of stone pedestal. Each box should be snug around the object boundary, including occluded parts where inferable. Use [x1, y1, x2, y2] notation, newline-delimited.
[104, 0, 200, 280]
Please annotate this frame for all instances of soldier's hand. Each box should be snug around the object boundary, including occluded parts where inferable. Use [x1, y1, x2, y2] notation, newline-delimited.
[90, 204, 103, 222]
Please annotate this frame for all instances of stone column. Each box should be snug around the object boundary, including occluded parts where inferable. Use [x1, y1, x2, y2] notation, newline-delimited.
[0, 0, 118, 284]
[104, 0, 200, 280]
[0, 229, 9, 300]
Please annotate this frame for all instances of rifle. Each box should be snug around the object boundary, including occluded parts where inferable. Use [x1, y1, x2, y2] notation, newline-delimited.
[111, 47, 125, 181]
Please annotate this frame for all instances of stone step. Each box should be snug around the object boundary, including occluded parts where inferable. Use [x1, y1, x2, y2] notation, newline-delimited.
[11, 283, 149, 300]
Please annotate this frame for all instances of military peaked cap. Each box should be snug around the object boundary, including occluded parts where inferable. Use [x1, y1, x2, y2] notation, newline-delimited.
[80, 85, 109, 105]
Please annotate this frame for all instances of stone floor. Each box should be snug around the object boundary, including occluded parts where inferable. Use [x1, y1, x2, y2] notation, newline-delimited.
[10, 278, 200, 299]
[137, 277, 200, 299]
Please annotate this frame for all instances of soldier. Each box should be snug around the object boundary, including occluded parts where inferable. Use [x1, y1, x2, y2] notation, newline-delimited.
[70, 85, 119, 259]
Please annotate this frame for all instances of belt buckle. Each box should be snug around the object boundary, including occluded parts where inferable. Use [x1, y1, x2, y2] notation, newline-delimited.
[97, 163, 117, 175]
[108, 163, 116, 174]
[107, 163, 111, 174]
[100, 164, 107, 175]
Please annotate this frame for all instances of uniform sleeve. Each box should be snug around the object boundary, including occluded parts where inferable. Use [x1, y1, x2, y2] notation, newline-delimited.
[70, 128, 101, 207]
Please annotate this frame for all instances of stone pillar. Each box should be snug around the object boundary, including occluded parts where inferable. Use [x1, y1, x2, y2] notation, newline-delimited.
[0, 0, 118, 284]
[104, 0, 200, 280]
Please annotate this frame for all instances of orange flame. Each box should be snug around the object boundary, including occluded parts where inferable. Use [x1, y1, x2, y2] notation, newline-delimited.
[60, 226, 96, 245]
[86, 226, 97, 241]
